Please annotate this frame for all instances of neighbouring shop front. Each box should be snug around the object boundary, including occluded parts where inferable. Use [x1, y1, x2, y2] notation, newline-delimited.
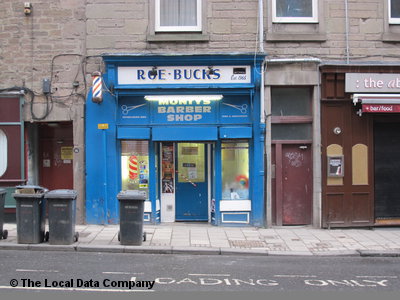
[321, 66, 400, 227]
[85, 54, 265, 226]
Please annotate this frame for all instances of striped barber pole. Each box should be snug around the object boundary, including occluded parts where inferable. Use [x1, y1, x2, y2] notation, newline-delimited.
[92, 71, 102, 103]
[129, 155, 138, 180]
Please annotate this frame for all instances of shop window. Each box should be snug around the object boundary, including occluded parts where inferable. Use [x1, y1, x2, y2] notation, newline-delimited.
[121, 141, 149, 199]
[155, 0, 201, 32]
[272, 0, 318, 23]
[0, 129, 7, 177]
[221, 142, 249, 200]
[389, 0, 400, 24]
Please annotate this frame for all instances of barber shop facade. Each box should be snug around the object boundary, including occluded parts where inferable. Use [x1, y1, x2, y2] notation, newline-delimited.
[86, 54, 265, 226]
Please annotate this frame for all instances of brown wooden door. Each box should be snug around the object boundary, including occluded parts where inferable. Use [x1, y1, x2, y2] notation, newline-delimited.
[272, 143, 313, 225]
[39, 122, 73, 190]
[282, 144, 312, 225]
[321, 100, 374, 228]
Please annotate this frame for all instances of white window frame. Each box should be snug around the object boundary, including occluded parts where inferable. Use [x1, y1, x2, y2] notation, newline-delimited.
[272, 0, 318, 23]
[155, 0, 202, 32]
[389, 0, 400, 24]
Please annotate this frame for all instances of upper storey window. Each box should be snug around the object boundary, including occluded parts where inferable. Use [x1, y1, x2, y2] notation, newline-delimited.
[389, 0, 400, 24]
[272, 0, 318, 23]
[155, 0, 202, 32]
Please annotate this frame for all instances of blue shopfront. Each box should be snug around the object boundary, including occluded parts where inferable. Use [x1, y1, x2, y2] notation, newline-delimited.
[85, 54, 266, 226]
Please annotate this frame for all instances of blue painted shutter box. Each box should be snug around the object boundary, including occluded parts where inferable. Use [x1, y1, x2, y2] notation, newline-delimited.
[117, 127, 150, 139]
[152, 127, 218, 141]
[219, 126, 252, 139]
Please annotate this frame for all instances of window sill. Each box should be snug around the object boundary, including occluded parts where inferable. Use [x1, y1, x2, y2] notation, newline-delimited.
[266, 33, 327, 42]
[381, 33, 400, 43]
[271, 116, 313, 124]
[147, 33, 210, 42]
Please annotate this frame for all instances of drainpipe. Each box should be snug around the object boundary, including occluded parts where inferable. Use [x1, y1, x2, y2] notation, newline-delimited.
[345, 0, 350, 64]
[258, 0, 267, 226]
[258, 0, 264, 53]
[258, 0, 265, 122]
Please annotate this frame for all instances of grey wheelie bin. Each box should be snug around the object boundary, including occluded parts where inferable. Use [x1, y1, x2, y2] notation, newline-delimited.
[45, 189, 79, 245]
[117, 190, 146, 245]
[0, 189, 8, 240]
[13, 185, 47, 244]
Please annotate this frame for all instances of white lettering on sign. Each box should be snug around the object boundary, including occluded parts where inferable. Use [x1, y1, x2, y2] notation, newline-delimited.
[346, 73, 400, 92]
[156, 99, 213, 122]
[362, 104, 400, 113]
[118, 66, 251, 85]
[366, 105, 393, 112]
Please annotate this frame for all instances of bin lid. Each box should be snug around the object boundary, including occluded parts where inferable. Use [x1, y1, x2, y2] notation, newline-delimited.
[117, 190, 146, 201]
[13, 185, 48, 198]
[44, 189, 78, 200]
[15, 185, 48, 193]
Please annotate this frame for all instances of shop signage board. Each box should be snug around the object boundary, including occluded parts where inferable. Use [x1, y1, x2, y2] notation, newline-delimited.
[362, 104, 400, 113]
[346, 73, 400, 93]
[117, 95, 251, 125]
[118, 66, 251, 85]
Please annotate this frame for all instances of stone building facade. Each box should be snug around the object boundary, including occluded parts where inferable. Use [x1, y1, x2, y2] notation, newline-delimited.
[1, 1, 399, 227]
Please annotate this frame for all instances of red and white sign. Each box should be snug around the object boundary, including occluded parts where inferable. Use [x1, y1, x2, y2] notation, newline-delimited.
[362, 104, 400, 113]
[128, 155, 138, 180]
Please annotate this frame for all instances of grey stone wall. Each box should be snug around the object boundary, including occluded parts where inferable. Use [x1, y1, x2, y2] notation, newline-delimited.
[266, 0, 400, 62]
[0, 0, 86, 223]
[0, 0, 86, 96]
[3, 1, 398, 94]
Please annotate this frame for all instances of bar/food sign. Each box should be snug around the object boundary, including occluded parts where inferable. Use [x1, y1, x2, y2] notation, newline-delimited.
[362, 104, 400, 113]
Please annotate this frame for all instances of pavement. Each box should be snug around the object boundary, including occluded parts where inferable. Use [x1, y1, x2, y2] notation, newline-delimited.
[1, 222, 400, 257]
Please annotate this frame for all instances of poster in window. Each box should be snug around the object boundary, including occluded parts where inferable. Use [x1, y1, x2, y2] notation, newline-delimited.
[162, 144, 174, 193]
[328, 156, 344, 177]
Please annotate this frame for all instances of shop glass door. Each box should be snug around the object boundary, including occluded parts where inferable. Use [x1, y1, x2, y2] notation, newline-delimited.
[175, 143, 208, 221]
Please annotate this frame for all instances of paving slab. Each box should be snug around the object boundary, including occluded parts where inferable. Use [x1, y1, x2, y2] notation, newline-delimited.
[1, 222, 400, 257]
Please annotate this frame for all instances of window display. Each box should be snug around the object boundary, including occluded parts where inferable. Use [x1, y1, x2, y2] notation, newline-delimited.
[222, 142, 249, 200]
[121, 141, 149, 199]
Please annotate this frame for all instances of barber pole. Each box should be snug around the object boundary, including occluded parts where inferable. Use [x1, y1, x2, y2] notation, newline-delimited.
[92, 71, 102, 103]
[129, 155, 138, 180]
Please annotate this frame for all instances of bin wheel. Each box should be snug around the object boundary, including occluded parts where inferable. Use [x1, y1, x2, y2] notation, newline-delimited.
[74, 232, 79, 242]
[143, 232, 146, 242]
[2, 230, 8, 240]
[45, 231, 49, 242]
[118, 232, 120, 242]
